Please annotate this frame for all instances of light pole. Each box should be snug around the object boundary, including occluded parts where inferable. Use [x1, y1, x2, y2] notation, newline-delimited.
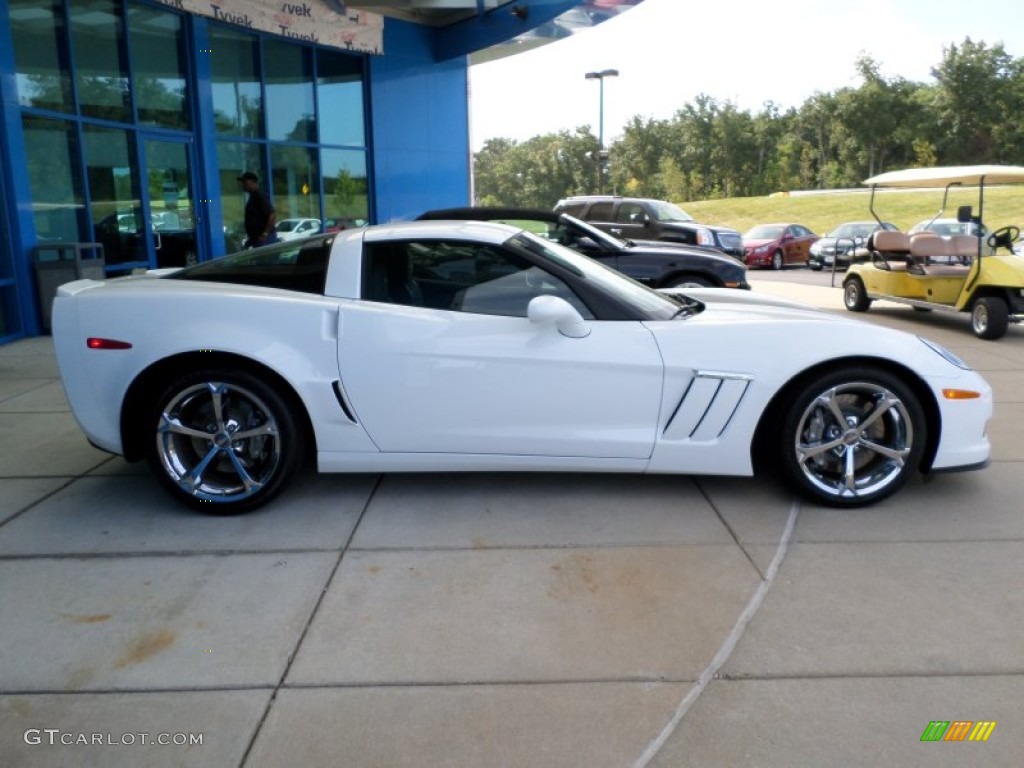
[585, 69, 618, 194]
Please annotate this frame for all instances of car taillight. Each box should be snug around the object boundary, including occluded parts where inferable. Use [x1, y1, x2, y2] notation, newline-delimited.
[87, 337, 132, 350]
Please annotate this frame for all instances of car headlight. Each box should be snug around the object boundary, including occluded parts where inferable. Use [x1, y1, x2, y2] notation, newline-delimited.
[695, 227, 714, 247]
[919, 336, 972, 370]
[754, 244, 771, 254]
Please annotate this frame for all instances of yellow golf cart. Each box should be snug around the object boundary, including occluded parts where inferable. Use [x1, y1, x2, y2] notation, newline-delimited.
[842, 165, 1024, 340]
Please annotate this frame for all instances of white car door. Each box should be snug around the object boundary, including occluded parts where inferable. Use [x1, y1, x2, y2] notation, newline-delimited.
[337, 238, 664, 459]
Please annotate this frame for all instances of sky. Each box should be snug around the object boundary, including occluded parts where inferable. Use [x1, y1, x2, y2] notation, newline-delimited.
[468, 0, 1023, 150]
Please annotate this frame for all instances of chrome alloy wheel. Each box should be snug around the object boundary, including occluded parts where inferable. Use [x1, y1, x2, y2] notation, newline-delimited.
[156, 381, 282, 503]
[793, 381, 914, 501]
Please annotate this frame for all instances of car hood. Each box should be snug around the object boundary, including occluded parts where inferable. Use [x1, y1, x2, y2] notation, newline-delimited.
[742, 238, 776, 248]
[625, 240, 743, 267]
[661, 286, 828, 314]
[649, 288, 970, 383]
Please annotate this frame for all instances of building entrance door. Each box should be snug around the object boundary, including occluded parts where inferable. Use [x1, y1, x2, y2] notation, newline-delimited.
[142, 137, 200, 268]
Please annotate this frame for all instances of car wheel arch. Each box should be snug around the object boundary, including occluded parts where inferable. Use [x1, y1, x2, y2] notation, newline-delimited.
[120, 352, 316, 464]
[661, 272, 718, 289]
[751, 356, 942, 478]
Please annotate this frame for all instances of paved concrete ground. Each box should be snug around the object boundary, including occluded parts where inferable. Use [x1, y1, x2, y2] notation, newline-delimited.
[1, 279, 1022, 767]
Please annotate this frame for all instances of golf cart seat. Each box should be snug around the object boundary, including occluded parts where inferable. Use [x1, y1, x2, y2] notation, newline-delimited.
[869, 230, 910, 271]
[950, 234, 980, 263]
[908, 234, 971, 276]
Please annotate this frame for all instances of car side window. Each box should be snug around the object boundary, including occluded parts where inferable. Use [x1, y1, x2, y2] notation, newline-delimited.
[362, 240, 593, 319]
[615, 203, 645, 224]
[587, 202, 614, 222]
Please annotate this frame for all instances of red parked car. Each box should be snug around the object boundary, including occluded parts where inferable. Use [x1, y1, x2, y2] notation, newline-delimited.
[743, 223, 818, 269]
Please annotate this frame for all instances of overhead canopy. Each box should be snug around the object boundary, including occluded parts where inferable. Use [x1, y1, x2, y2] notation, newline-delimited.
[865, 165, 1024, 188]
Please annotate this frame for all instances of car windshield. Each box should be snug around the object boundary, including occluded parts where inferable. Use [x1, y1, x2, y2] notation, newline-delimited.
[277, 220, 303, 232]
[745, 225, 785, 239]
[915, 219, 984, 237]
[829, 222, 873, 238]
[558, 213, 625, 248]
[648, 201, 695, 223]
[507, 231, 684, 320]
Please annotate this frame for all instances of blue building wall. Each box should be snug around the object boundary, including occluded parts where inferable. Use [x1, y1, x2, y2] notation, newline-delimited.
[0, 0, 603, 343]
[369, 20, 470, 222]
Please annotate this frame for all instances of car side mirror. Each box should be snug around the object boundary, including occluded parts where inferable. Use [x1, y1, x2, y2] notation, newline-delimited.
[527, 295, 591, 338]
[957, 205, 973, 223]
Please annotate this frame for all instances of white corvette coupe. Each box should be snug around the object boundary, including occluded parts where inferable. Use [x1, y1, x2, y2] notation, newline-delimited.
[52, 221, 992, 513]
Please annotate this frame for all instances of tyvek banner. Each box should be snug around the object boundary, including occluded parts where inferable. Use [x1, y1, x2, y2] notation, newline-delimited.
[154, 0, 384, 54]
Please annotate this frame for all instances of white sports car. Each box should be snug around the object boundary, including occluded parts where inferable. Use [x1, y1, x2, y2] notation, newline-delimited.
[52, 221, 992, 513]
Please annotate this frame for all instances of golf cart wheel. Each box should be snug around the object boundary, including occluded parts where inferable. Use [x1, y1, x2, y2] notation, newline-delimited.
[771, 250, 784, 270]
[843, 277, 871, 312]
[778, 367, 926, 507]
[971, 296, 1009, 340]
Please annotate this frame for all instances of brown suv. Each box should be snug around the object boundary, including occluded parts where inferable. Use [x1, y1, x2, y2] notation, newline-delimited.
[554, 196, 744, 259]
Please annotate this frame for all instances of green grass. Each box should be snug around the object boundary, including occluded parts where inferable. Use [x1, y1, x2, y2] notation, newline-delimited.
[681, 186, 1024, 236]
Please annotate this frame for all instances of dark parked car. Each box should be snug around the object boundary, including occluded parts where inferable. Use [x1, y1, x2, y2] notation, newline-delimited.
[809, 220, 899, 271]
[552, 196, 744, 259]
[417, 207, 750, 289]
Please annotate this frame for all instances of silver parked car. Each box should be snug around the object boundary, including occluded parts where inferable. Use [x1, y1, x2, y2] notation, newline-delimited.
[809, 220, 898, 270]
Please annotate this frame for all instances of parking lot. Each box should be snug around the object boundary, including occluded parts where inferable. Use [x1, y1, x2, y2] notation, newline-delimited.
[1, 277, 1023, 767]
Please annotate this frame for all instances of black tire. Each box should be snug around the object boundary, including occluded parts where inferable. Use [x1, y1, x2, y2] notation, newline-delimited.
[971, 296, 1009, 340]
[778, 367, 926, 507]
[809, 262, 822, 272]
[843, 277, 871, 312]
[771, 250, 784, 270]
[665, 274, 712, 289]
[145, 368, 304, 513]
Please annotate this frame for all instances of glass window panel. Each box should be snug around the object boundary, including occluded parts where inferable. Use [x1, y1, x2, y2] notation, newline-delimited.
[127, 2, 190, 130]
[271, 146, 320, 224]
[21, 116, 87, 244]
[321, 149, 368, 229]
[210, 27, 263, 138]
[217, 141, 266, 252]
[82, 125, 145, 270]
[70, 0, 132, 122]
[9, 0, 72, 112]
[316, 49, 365, 147]
[265, 41, 314, 143]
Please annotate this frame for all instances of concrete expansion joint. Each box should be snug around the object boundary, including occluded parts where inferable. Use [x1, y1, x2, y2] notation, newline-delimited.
[631, 498, 802, 768]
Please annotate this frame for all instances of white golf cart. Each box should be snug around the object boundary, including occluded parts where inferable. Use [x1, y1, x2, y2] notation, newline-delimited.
[842, 165, 1024, 340]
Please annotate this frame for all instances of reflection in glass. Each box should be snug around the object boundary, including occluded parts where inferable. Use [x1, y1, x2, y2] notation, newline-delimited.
[271, 146, 320, 224]
[10, 0, 72, 112]
[217, 142, 265, 252]
[127, 3, 190, 129]
[210, 28, 263, 138]
[317, 50, 365, 147]
[321, 149, 368, 229]
[22, 116, 87, 244]
[70, 0, 131, 122]
[265, 41, 315, 143]
[83, 125, 144, 270]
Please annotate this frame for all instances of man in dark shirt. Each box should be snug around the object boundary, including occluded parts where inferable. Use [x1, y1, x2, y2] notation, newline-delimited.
[238, 171, 278, 248]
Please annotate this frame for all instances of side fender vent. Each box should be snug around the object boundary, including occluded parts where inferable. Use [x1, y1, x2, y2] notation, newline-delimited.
[663, 370, 753, 441]
[332, 380, 358, 424]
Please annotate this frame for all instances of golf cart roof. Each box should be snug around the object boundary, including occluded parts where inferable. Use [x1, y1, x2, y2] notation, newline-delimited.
[865, 165, 1024, 188]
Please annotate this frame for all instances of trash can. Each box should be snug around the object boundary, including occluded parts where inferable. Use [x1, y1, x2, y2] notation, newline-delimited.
[33, 242, 105, 331]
